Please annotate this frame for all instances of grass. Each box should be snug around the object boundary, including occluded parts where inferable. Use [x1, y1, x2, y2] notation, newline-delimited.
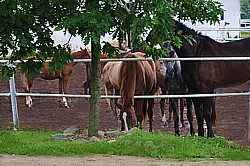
[241, 31, 250, 38]
[0, 129, 250, 161]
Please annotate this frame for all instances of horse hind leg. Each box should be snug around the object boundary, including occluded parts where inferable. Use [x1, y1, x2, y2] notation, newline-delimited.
[160, 90, 167, 126]
[60, 77, 70, 108]
[113, 89, 120, 120]
[170, 98, 180, 136]
[180, 98, 185, 128]
[147, 98, 154, 132]
[20, 73, 33, 108]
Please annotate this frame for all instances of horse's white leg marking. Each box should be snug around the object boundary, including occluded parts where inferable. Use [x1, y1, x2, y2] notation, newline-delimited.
[26, 96, 32, 108]
[161, 114, 166, 126]
[123, 112, 129, 131]
[62, 94, 69, 108]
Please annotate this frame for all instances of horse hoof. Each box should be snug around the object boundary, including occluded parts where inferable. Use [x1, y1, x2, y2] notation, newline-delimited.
[190, 132, 195, 136]
[175, 133, 180, 136]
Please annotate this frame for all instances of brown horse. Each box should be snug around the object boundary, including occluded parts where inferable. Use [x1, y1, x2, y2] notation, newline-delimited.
[102, 61, 121, 118]
[147, 21, 250, 137]
[20, 47, 91, 108]
[117, 52, 157, 132]
[102, 50, 148, 120]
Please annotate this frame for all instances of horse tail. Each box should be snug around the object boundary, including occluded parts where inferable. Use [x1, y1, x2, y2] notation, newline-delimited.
[211, 97, 216, 125]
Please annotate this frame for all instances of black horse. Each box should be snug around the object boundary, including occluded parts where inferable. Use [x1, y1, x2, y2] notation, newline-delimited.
[147, 21, 250, 138]
[163, 41, 217, 136]
[163, 41, 194, 136]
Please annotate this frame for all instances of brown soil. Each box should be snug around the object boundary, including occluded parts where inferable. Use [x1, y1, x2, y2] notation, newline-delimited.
[0, 62, 250, 147]
[1, 154, 250, 166]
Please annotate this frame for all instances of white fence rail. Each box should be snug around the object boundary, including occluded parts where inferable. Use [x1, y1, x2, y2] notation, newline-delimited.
[1, 57, 250, 140]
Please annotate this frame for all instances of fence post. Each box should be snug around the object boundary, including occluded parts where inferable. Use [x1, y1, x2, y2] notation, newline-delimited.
[9, 75, 19, 131]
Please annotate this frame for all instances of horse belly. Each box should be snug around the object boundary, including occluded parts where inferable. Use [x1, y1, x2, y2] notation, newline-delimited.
[40, 71, 61, 80]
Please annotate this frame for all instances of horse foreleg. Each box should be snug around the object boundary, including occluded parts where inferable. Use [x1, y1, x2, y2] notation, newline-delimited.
[168, 98, 173, 128]
[26, 96, 33, 108]
[134, 99, 144, 129]
[147, 98, 154, 132]
[113, 89, 120, 119]
[203, 97, 214, 138]
[160, 90, 167, 126]
[180, 98, 185, 128]
[170, 98, 180, 136]
[83, 80, 90, 95]
[192, 98, 204, 137]
[211, 97, 216, 126]
[58, 78, 63, 104]
[186, 98, 195, 136]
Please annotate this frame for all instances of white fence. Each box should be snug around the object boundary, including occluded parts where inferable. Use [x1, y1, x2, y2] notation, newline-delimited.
[197, 28, 250, 42]
[1, 57, 250, 140]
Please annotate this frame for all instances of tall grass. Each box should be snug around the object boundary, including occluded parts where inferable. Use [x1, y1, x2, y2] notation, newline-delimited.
[0, 130, 249, 161]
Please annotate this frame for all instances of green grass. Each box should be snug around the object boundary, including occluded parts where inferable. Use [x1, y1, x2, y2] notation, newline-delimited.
[241, 31, 250, 38]
[0, 129, 249, 161]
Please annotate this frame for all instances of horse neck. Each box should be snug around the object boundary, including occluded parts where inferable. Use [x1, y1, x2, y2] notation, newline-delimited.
[71, 51, 90, 59]
[71, 52, 90, 66]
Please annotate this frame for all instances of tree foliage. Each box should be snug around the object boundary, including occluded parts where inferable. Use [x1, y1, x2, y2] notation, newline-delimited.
[0, 0, 223, 77]
[241, 0, 250, 19]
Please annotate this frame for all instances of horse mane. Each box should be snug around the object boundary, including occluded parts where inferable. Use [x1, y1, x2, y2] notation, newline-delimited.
[175, 21, 201, 36]
[175, 20, 215, 41]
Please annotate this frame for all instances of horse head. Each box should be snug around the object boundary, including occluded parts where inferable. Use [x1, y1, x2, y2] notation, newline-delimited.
[163, 41, 187, 94]
[116, 99, 137, 131]
[71, 47, 91, 60]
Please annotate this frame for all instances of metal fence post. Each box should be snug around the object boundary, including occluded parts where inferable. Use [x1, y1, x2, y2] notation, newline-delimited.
[9, 75, 19, 131]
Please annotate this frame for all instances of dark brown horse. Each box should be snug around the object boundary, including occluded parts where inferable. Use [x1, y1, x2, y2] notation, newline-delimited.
[20, 47, 91, 108]
[117, 52, 157, 132]
[147, 21, 250, 137]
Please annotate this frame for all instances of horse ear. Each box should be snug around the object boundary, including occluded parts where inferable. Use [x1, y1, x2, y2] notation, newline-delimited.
[80, 47, 83, 51]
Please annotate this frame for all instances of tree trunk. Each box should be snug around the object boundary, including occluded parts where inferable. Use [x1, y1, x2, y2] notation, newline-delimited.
[88, 40, 101, 137]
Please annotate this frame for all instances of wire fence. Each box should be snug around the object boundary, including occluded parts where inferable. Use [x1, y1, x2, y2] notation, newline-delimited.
[1, 56, 250, 139]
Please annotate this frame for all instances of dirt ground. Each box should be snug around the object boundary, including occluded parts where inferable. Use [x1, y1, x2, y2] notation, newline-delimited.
[1, 154, 250, 166]
[0, 62, 250, 165]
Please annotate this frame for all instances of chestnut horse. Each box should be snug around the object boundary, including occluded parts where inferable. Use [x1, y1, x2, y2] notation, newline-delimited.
[147, 21, 250, 137]
[117, 52, 157, 132]
[102, 48, 149, 120]
[20, 47, 91, 108]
